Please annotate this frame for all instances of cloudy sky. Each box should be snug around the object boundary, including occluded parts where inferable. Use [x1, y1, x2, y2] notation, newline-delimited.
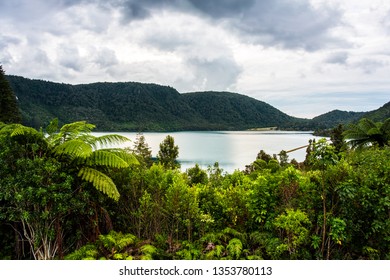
[1, 0, 390, 118]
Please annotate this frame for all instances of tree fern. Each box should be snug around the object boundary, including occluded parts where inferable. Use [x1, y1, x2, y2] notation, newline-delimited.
[45, 120, 138, 200]
[7, 124, 43, 138]
[94, 148, 138, 166]
[78, 167, 120, 201]
[59, 121, 95, 138]
[343, 118, 390, 148]
[86, 150, 129, 168]
[91, 134, 130, 149]
[53, 139, 93, 159]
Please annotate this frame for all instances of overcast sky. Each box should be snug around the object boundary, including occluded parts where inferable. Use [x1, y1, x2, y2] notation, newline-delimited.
[1, 0, 389, 118]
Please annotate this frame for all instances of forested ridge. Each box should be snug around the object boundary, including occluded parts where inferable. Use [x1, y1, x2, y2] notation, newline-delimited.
[7, 75, 384, 132]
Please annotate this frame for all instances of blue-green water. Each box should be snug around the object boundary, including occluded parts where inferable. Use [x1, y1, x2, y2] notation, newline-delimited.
[94, 131, 323, 173]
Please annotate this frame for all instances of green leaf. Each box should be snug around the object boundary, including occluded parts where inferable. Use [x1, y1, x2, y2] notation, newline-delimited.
[92, 134, 130, 149]
[46, 118, 59, 135]
[78, 167, 120, 201]
[53, 139, 93, 159]
[87, 150, 129, 168]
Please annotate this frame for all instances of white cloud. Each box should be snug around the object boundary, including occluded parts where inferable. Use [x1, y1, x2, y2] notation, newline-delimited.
[0, 0, 389, 118]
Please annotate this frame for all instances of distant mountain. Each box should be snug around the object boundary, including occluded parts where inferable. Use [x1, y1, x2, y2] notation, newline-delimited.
[7, 75, 300, 131]
[6, 75, 388, 131]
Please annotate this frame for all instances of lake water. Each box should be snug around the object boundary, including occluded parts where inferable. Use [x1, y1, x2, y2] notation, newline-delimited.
[93, 131, 324, 173]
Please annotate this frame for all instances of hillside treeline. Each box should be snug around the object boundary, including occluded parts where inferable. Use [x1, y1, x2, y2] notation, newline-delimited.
[8, 75, 388, 132]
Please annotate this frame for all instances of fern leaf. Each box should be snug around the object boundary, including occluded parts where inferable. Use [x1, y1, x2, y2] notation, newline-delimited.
[59, 121, 96, 141]
[10, 124, 41, 138]
[87, 150, 129, 168]
[92, 134, 130, 149]
[103, 148, 139, 165]
[54, 139, 93, 159]
[78, 167, 120, 201]
[140, 244, 157, 260]
[227, 238, 243, 259]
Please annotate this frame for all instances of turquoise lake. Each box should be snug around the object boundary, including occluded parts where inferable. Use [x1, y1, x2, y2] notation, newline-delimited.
[94, 131, 324, 173]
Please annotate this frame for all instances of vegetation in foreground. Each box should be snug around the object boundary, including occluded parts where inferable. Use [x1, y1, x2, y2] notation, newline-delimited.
[0, 117, 389, 260]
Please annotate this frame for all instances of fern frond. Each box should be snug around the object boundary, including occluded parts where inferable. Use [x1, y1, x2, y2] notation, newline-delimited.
[227, 238, 243, 259]
[87, 150, 130, 168]
[140, 244, 157, 260]
[59, 121, 96, 141]
[99, 231, 136, 251]
[91, 134, 130, 149]
[78, 167, 120, 201]
[213, 245, 225, 258]
[54, 139, 93, 159]
[103, 148, 139, 165]
[10, 124, 41, 138]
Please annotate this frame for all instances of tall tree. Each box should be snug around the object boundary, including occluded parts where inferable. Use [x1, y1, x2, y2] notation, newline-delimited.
[343, 118, 390, 149]
[132, 133, 153, 168]
[0, 65, 21, 123]
[157, 135, 180, 169]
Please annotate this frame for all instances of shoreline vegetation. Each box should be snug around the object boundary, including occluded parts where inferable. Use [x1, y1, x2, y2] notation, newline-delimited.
[0, 118, 389, 260]
[247, 127, 278, 131]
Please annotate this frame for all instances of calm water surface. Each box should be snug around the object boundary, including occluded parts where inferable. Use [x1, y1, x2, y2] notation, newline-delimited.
[94, 131, 324, 173]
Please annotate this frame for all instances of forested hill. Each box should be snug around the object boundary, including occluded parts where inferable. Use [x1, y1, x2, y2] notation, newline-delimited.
[6, 75, 386, 131]
[181, 91, 299, 130]
[363, 101, 390, 121]
[7, 75, 302, 131]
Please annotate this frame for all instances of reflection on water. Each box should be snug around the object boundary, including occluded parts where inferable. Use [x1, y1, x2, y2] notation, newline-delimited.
[93, 131, 323, 173]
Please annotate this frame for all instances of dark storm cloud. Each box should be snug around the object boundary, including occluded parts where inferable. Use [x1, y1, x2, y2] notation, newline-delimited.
[1, 0, 342, 51]
[114, 0, 343, 50]
[187, 0, 255, 17]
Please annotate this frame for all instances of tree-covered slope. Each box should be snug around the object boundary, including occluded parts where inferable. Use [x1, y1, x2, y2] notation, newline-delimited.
[182, 91, 298, 130]
[362, 101, 390, 122]
[7, 76, 208, 130]
[7, 75, 388, 131]
[310, 109, 365, 129]
[7, 75, 299, 131]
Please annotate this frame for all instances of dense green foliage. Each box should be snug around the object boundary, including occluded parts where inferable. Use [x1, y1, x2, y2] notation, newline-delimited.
[181, 91, 296, 130]
[343, 118, 390, 149]
[0, 121, 138, 259]
[0, 66, 21, 124]
[8, 75, 385, 132]
[311, 110, 364, 130]
[1, 119, 389, 260]
[363, 101, 390, 122]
